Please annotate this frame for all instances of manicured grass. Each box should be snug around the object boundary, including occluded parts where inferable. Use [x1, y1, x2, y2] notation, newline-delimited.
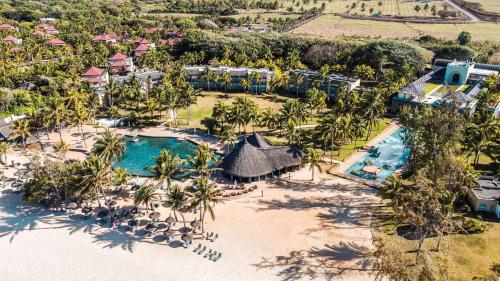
[292, 15, 500, 42]
[176, 91, 293, 130]
[469, 153, 499, 176]
[423, 82, 441, 95]
[372, 202, 500, 280]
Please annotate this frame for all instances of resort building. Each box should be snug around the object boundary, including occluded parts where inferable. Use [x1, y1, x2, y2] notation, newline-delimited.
[220, 133, 304, 182]
[111, 70, 164, 87]
[109, 53, 134, 74]
[184, 66, 275, 94]
[81, 66, 109, 86]
[0, 23, 15, 31]
[3, 35, 22, 45]
[92, 34, 121, 44]
[45, 38, 65, 47]
[468, 176, 500, 219]
[32, 30, 46, 37]
[288, 70, 361, 99]
[392, 59, 500, 116]
[133, 38, 155, 57]
[37, 23, 58, 35]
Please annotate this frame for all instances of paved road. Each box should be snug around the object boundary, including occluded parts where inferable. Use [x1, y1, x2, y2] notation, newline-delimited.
[445, 0, 480, 22]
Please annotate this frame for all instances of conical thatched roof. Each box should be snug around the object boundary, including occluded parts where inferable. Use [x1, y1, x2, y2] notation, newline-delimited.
[219, 139, 273, 178]
[246, 132, 272, 148]
[220, 133, 304, 178]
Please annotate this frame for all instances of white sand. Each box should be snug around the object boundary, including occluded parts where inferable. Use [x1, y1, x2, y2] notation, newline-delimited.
[0, 126, 379, 281]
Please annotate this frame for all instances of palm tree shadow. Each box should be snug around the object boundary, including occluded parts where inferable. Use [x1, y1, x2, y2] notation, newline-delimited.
[253, 242, 373, 281]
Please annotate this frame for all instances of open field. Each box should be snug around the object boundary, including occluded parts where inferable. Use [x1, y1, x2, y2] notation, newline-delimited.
[344, 0, 456, 18]
[372, 202, 500, 280]
[291, 14, 500, 41]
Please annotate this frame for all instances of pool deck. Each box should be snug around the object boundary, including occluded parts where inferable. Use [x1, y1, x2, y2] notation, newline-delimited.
[334, 122, 401, 174]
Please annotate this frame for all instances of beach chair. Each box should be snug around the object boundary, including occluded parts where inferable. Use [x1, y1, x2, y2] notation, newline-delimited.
[210, 234, 218, 242]
[213, 253, 222, 262]
[207, 232, 214, 240]
[197, 246, 206, 255]
[193, 243, 201, 253]
[210, 251, 218, 260]
[203, 249, 212, 258]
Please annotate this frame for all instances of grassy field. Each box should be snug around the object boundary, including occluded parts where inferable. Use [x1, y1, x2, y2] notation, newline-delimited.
[372, 202, 500, 280]
[176, 91, 293, 130]
[291, 15, 500, 41]
[346, 0, 454, 18]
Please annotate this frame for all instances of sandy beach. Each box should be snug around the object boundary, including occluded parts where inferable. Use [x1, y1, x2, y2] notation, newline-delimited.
[0, 165, 378, 281]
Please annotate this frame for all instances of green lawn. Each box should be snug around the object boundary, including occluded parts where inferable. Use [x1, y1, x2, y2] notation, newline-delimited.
[423, 82, 441, 96]
[372, 203, 500, 280]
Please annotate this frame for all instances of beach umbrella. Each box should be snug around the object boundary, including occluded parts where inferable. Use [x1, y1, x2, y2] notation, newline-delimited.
[148, 212, 161, 220]
[181, 233, 193, 242]
[163, 229, 175, 238]
[145, 222, 158, 230]
[165, 216, 175, 224]
[96, 208, 110, 218]
[13, 170, 24, 177]
[190, 220, 201, 228]
[66, 202, 78, 210]
[128, 219, 138, 227]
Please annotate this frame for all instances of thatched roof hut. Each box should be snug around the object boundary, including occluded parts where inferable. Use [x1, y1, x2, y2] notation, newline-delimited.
[220, 133, 304, 180]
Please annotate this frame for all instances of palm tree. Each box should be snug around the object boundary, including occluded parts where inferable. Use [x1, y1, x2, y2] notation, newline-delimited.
[187, 144, 216, 177]
[240, 77, 250, 94]
[146, 149, 185, 189]
[0, 141, 11, 165]
[219, 128, 236, 154]
[162, 184, 188, 226]
[11, 119, 31, 148]
[200, 67, 213, 91]
[259, 107, 278, 132]
[80, 155, 111, 207]
[222, 72, 232, 93]
[105, 78, 117, 106]
[251, 71, 262, 94]
[134, 185, 158, 214]
[190, 176, 220, 233]
[212, 101, 231, 129]
[303, 148, 323, 180]
[113, 168, 131, 187]
[43, 97, 67, 142]
[351, 114, 367, 150]
[54, 140, 69, 160]
[70, 103, 89, 147]
[291, 73, 304, 97]
[91, 129, 125, 164]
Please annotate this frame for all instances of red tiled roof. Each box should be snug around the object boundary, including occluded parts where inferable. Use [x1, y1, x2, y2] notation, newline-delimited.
[134, 44, 149, 51]
[134, 37, 149, 44]
[32, 30, 46, 36]
[82, 66, 104, 76]
[46, 38, 65, 46]
[110, 53, 127, 60]
[159, 39, 178, 46]
[92, 34, 121, 43]
[0, 23, 14, 30]
[3, 35, 17, 42]
[110, 61, 126, 67]
[146, 28, 158, 34]
[10, 47, 21, 53]
[37, 23, 49, 29]
[85, 77, 102, 84]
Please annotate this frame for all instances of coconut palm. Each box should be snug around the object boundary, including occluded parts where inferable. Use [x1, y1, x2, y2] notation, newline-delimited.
[91, 129, 125, 164]
[70, 103, 89, 147]
[222, 72, 232, 93]
[219, 128, 236, 153]
[80, 155, 111, 207]
[11, 119, 31, 148]
[187, 144, 216, 177]
[113, 168, 131, 187]
[105, 76, 117, 106]
[162, 184, 188, 226]
[43, 97, 67, 142]
[212, 101, 231, 129]
[251, 71, 262, 94]
[259, 107, 278, 131]
[134, 184, 158, 213]
[0, 141, 11, 165]
[200, 67, 213, 91]
[54, 140, 69, 160]
[190, 176, 221, 233]
[146, 149, 185, 189]
[303, 148, 323, 180]
[240, 77, 250, 94]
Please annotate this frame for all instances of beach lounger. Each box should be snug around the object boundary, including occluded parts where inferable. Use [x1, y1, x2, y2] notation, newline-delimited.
[204, 249, 212, 258]
[210, 234, 218, 242]
[213, 253, 222, 262]
[210, 251, 217, 260]
[193, 243, 201, 252]
[207, 232, 214, 240]
[197, 246, 206, 255]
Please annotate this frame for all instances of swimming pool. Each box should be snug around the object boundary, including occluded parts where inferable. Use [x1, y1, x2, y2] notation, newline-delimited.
[114, 136, 217, 177]
[345, 128, 409, 183]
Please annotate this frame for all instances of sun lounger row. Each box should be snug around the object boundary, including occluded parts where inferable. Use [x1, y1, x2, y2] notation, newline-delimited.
[192, 244, 222, 262]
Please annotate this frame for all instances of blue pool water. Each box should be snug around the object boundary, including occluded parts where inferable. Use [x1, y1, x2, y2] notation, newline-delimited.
[345, 128, 409, 183]
[114, 136, 216, 177]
